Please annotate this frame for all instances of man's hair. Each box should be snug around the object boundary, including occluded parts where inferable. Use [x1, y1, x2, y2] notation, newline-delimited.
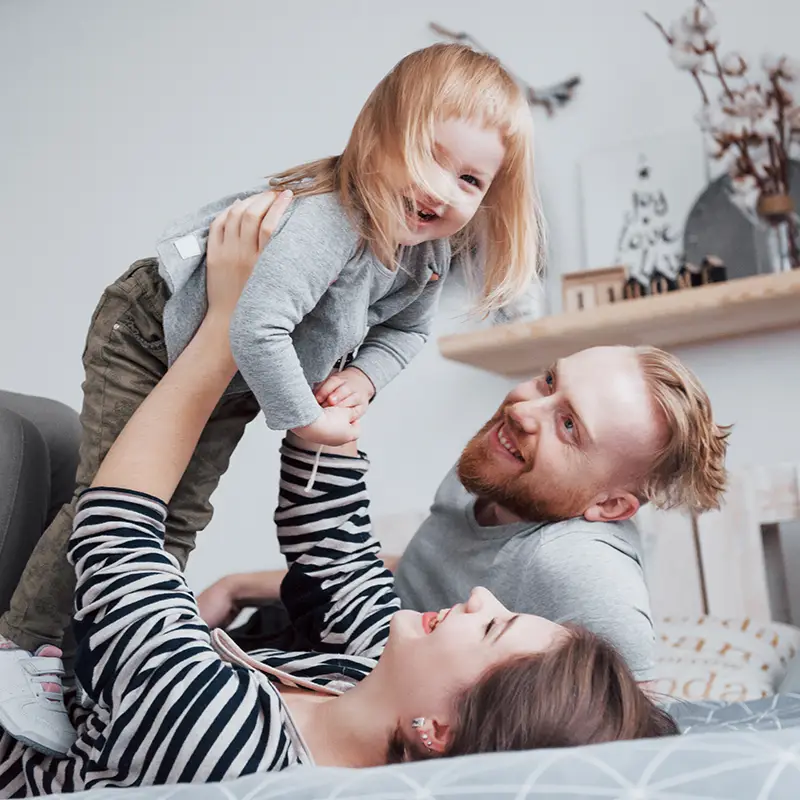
[387, 624, 678, 763]
[635, 345, 731, 513]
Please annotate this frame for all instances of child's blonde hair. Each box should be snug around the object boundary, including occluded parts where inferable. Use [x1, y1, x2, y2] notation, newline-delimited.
[270, 43, 545, 316]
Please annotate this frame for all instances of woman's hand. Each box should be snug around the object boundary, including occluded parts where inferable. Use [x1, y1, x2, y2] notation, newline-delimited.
[90, 190, 293, 502]
[205, 190, 293, 322]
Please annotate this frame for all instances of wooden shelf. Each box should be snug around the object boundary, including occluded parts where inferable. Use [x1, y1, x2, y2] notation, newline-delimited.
[438, 270, 800, 378]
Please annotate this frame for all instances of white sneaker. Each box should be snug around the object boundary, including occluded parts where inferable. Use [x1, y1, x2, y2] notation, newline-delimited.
[0, 636, 77, 756]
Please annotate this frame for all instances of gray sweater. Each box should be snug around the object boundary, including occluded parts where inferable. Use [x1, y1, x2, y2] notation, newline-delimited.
[394, 467, 656, 681]
[155, 186, 452, 430]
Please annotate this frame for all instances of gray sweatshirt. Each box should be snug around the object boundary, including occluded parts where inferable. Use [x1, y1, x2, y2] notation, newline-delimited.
[155, 186, 452, 430]
[394, 467, 656, 681]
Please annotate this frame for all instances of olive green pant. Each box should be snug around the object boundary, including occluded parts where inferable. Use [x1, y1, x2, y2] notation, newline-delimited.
[0, 259, 259, 655]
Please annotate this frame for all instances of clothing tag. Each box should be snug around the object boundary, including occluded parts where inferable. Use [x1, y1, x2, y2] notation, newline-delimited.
[174, 234, 202, 260]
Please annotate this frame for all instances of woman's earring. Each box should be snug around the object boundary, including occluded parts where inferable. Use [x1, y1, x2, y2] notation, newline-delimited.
[411, 717, 433, 750]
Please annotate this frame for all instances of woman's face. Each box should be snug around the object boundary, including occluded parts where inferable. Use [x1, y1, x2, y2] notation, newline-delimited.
[379, 587, 565, 735]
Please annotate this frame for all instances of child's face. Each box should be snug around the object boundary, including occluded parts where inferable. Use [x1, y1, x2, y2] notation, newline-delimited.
[399, 118, 506, 246]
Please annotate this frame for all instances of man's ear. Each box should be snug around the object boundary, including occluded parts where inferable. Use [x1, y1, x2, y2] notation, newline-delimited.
[583, 491, 640, 523]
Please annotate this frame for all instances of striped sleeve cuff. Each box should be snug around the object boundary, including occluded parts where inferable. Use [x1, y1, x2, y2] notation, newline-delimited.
[279, 439, 370, 476]
[74, 486, 168, 526]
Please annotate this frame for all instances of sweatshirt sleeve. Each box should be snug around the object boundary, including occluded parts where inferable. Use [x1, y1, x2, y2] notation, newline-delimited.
[68, 488, 289, 782]
[229, 194, 358, 430]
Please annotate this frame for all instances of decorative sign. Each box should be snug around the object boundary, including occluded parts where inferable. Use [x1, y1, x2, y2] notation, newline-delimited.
[580, 131, 709, 287]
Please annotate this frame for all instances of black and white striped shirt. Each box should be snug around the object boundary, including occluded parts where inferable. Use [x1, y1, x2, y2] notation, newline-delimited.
[0, 443, 399, 797]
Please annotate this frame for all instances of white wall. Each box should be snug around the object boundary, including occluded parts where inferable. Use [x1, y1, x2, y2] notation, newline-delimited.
[2, 0, 800, 594]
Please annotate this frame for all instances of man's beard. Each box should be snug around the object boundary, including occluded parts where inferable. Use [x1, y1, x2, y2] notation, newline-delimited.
[456, 415, 582, 523]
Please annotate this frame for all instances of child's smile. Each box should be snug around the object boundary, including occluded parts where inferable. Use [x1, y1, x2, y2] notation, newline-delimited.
[398, 118, 506, 246]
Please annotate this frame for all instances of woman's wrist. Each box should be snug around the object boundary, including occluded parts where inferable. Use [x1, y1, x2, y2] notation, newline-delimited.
[286, 429, 360, 457]
[194, 314, 237, 376]
[285, 429, 318, 450]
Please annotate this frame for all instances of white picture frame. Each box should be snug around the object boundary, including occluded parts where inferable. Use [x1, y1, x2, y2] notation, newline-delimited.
[579, 130, 709, 283]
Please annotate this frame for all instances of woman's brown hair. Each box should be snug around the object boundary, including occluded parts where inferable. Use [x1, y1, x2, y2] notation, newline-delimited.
[388, 624, 677, 762]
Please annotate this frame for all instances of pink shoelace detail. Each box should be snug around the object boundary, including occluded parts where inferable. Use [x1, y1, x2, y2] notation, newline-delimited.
[0, 638, 64, 696]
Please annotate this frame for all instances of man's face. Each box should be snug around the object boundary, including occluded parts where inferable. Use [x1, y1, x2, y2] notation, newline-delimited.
[457, 346, 665, 522]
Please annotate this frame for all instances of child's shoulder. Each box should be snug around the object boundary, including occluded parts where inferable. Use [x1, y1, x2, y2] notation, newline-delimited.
[278, 191, 358, 240]
[291, 190, 348, 220]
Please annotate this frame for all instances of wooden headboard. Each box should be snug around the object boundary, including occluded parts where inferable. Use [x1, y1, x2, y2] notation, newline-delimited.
[637, 463, 800, 622]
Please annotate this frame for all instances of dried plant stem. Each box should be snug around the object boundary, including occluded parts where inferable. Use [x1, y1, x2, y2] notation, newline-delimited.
[708, 45, 735, 100]
[429, 23, 490, 59]
[648, 0, 798, 267]
[738, 145, 769, 192]
[428, 23, 526, 87]
[703, 39, 771, 192]
[644, 12, 710, 104]
[770, 74, 791, 192]
[690, 70, 710, 105]
[643, 12, 671, 44]
[428, 22, 580, 115]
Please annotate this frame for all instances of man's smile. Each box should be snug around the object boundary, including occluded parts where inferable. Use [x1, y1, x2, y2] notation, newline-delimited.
[491, 422, 525, 463]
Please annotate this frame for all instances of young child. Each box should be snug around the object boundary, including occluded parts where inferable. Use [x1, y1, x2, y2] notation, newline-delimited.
[0, 42, 544, 756]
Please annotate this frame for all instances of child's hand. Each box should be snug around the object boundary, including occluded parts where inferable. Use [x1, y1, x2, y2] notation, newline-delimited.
[292, 406, 361, 446]
[315, 367, 376, 420]
[206, 189, 293, 320]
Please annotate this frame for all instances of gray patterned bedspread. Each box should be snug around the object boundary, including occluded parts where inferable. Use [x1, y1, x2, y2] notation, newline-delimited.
[65, 694, 800, 800]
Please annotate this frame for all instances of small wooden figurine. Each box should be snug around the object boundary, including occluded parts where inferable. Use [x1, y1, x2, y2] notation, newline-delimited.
[691, 255, 728, 287]
[649, 268, 678, 295]
[562, 266, 627, 312]
[623, 276, 648, 299]
[676, 262, 695, 290]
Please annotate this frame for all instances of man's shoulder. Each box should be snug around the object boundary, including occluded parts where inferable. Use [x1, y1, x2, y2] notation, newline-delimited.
[499, 518, 645, 582]
[517, 517, 655, 679]
[538, 516, 642, 550]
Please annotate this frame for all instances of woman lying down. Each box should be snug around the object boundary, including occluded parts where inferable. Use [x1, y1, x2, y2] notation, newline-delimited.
[0, 197, 677, 796]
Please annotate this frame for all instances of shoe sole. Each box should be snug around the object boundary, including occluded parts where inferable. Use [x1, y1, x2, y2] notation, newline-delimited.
[9, 732, 68, 758]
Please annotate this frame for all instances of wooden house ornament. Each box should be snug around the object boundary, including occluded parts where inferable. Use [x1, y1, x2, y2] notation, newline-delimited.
[649, 268, 678, 296]
[623, 275, 648, 299]
[692, 255, 728, 287]
[562, 266, 627, 313]
[676, 263, 694, 290]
